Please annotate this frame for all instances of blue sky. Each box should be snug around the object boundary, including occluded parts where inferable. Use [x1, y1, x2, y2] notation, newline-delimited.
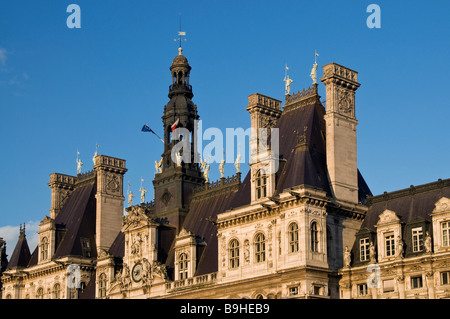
[0, 0, 449, 255]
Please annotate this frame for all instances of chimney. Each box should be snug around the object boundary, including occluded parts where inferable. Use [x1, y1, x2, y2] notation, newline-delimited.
[320, 63, 361, 204]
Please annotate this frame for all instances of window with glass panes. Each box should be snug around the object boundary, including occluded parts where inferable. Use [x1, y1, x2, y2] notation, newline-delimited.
[229, 239, 240, 269]
[288, 222, 299, 253]
[412, 227, 424, 252]
[360, 238, 370, 261]
[442, 221, 450, 247]
[385, 233, 395, 257]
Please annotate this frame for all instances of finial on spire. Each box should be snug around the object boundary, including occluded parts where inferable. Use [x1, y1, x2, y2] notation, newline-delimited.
[19, 223, 26, 237]
[174, 15, 187, 54]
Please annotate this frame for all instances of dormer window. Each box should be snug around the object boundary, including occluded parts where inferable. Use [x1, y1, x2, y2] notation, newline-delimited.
[255, 170, 267, 199]
[385, 233, 395, 257]
[178, 253, 189, 279]
[81, 238, 92, 257]
[359, 238, 370, 261]
[442, 221, 450, 247]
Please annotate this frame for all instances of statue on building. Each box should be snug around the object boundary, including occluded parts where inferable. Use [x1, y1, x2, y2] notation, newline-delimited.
[310, 62, 318, 85]
[92, 144, 99, 165]
[283, 65, 293, 95]
[127, 189, 134, 207]
[203, 163, 210, 183]
[369, 242, 377, 262]
[219, 158, 225, 178]
[344, 246, 351, 267]
[396, 236, 404, 258]
[175, 151, 182, 167]
[234, 152, 241, 174]
[142, 258, 153, 286]
[155, 158, 163, 174]
[310, 51, 319, 84]
[139, 178, 147, 204]
[76, 151, 83, 174]
[424, 232, 432, 253]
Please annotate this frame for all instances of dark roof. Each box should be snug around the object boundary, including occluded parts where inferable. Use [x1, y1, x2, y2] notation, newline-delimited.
[229, 94, 371, 208]
[164, 185, 239, 276]
[362, 178, 450, 231]
[6, 231, 31, 270]
[109, 231, 124, 258]
[53, 182, 97, 259]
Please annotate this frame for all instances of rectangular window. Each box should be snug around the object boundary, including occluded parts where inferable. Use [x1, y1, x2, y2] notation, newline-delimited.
[313, 285, 322, 295]
[383, 279, 395, 293]
[360, 238, 370, 261]
[411, 276, 423, 289]
[385, 233, 395, 257]
[442, 221, 450, 247]
[80, 238, 92, 258]
[288, 286, 299, 296]
[412, 227, 424, 252]
[358, 284, 368, 296]
[441, 271, 450, 285]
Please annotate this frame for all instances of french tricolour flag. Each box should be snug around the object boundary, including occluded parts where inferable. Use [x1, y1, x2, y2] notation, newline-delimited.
[171, 118, 180, 132]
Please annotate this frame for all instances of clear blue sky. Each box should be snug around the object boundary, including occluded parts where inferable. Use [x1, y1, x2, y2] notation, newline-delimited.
[1, 0, 449, 253]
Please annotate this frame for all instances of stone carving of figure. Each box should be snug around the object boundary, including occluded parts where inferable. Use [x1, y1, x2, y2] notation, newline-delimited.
[155, 158, 163, 174]
[369, 242, 376, 262]
[283, 75, 293, 95]
[203, 163, 210, 183]
[344, 246, 351, 267]
[219, 158, 225, 178]
[127, 189, 134, 207]
[119, 264, 131, 290]
[175, 151, 182, 167]
[76, 157, 83, 174]
[310, 62, 318, 84]
[139, 186, 147, 204]
[234, 153, 241, 173]
[244, 240, 250, 264]
[153, 261, 168, 280]
[130, 233, 143, 256]
[424, 232, 432, 253]
[396, 236, 404, 258]
[142, 258, 153, 286]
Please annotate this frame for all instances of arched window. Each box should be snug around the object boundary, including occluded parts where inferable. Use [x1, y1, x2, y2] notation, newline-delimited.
[254, 233, 266, 263]
[179, 253, 189, 279]
[229, 239, 240, 269]
[255, 170, 267, 199]
[311, 222, 319, 252]
[288, 222, 299, 253]
[255, 294, 264, 299]
[98, 273, 107, 298]
[40, 237, 48, 261]
[52, 283, 61, 299]
[36, 287, 44, 299]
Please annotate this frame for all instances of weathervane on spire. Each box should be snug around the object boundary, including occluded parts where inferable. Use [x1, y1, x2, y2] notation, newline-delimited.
[283, 64, 293, 95]
[174, 15, 187, 55]
[310, 51, 319, 84]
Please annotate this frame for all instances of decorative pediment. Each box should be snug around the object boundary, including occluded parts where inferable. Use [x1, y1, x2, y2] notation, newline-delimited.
[122, 205, 152, 230]
[432, 197, 450, 214]
[376, 209, 401, 226]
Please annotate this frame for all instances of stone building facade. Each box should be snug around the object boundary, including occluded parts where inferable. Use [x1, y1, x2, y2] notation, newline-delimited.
[1, 47, 449, 299]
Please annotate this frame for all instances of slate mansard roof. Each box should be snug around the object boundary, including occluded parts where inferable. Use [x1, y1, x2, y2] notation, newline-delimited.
[8, 180, 97, 269]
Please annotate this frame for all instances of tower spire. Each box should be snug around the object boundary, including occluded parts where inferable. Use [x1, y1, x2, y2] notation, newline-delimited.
[176, 15, 186, 55]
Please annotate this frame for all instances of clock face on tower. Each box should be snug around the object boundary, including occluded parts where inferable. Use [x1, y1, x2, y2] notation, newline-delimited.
[132, 263, 143, 282]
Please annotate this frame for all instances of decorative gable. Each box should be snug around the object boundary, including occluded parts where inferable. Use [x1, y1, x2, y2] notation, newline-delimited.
[432, 197, 450, 214]
[376, 209, 401, 226]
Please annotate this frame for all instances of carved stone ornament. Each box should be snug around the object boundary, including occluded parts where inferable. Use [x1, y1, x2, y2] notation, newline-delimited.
[377, 209, 401, 226]
[337, 88, 353, 115]
[161, 189, 172, 207]
[106, 174, 120, 193]
[130, 233, 143, 256]
[123, 205, 150, 226]
[433, 197, 450, 213]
